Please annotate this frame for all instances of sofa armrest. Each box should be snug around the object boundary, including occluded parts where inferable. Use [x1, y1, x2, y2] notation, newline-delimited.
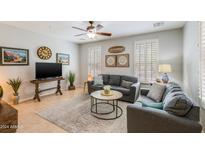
[127, 104, 202, 133]
[129, 82, 140, 103]
[87, 81, 94, 94]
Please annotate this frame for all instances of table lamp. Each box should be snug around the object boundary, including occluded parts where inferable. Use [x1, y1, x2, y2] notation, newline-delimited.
[87, 73, 93, 81]
[158, 64, 172, 83]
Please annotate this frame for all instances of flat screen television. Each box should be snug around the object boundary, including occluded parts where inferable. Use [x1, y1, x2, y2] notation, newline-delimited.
[35, 62, 62, 79]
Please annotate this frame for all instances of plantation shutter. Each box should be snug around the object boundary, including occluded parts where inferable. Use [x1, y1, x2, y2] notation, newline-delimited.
[200, 22, 205, 106]
[134, 39, 159, 82]
[88, 46, 101, 77]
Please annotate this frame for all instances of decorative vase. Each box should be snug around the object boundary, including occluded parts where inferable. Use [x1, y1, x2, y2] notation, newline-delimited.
[12, 95, 19, 105]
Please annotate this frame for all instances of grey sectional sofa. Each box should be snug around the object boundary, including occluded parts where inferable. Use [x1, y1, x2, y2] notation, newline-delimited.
[87, 74, 140, 103]
[127, 82, 203, 133]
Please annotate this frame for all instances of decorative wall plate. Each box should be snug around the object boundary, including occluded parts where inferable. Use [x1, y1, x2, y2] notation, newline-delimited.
[108, 46, 125, 53]
[105, 55, 116, 67]
[37, 46, 52, 60]
[116, 54, 129, 67]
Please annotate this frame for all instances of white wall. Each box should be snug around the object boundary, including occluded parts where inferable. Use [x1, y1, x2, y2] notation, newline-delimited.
[0, 23, 80, 103]
[80, 29, 183, 85]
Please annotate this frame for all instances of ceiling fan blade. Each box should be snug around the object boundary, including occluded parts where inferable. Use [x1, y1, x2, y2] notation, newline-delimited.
[96, 32, 112, 36]
[96, 24, 104, 30]
[74, 33, 87, 37]
[72, 26, 87, 32]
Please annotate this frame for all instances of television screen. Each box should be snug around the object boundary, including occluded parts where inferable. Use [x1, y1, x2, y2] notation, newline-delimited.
[35, 62, 62, 79]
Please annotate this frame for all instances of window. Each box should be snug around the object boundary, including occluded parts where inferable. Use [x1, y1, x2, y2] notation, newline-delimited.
[200, 21, 205, 106]
[88, 46, 101, 77]
[134, 39, 159, 82]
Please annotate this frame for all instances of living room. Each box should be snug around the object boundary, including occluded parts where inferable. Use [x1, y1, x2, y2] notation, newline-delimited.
[1, 0, 205, 153]
[0, 21, 204, 133]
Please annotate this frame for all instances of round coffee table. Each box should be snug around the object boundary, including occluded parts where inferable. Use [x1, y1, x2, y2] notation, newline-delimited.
[90, 90, 123, 120]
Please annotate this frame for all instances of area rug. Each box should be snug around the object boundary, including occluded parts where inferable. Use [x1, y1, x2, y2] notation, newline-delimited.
[37, 95, 127, 133]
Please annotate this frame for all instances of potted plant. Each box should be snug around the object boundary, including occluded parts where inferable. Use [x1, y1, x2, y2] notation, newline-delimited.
[7, 78, 22, 105]
[103, 85, 111, 94]
[68, 71, 76, 90]
[0, 85, 3, 103]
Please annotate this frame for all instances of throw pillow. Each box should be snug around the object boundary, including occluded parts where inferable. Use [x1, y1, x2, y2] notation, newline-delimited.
[94, 76, 103, 85]
[147, 83, 166, 102]
[163, 91, 184, 104]
[163, 94, 193, 116]
[121, 80, 133, 89]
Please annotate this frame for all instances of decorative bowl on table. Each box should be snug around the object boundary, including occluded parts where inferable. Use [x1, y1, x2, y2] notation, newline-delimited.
[101, 85, 113, 96]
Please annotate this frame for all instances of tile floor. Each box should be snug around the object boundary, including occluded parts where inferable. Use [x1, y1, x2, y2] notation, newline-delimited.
[12, 88, 85, 133]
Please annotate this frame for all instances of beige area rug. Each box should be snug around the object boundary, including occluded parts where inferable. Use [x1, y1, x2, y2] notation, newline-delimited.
[37, 95, 127, 133]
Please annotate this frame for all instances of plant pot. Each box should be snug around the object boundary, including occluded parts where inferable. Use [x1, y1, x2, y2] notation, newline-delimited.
[12, 95, 19, 105]
[104, 89, 110, 94]
[68, 85, 76, 90]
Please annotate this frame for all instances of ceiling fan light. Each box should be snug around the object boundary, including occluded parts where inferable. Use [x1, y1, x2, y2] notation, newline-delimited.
[87, 32, 95, 39]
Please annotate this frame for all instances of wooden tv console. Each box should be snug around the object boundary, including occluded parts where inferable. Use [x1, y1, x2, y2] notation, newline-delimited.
[30, 77, 65, 102]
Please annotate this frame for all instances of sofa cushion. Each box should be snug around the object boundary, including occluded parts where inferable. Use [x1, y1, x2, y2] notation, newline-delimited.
[162, 82, 182, 101]
[101, 74, 109, 85]
[163, 94, 193, 116]
[121, 80, 133, 89]
[94, 76, 103, 85]
[121, 75, 138, 83]
[111, 86, 130, 95]
[108, 75, 121, 86]
[147, 83, 166, 102]
[137, 96, 163, 109]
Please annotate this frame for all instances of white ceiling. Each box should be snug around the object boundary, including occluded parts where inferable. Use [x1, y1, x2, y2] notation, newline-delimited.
[1, 21, 185, 44]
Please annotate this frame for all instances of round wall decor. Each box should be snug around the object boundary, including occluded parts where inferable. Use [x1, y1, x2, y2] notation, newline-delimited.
[37, 46, 52, 60]
[116, 54, 129, 67]
[105, 55, 116, 67]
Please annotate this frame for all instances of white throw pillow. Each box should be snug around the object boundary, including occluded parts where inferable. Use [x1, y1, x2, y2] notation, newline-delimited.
[94, 76, 103, 85]
[147, 83, 166, 102]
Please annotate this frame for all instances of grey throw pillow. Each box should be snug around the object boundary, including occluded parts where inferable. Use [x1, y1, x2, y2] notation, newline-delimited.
[163, 91, 184, 104]
[163, 94, 193, 116]
[147, 83, 166, 102]
[94, 76, 103, 85]
[121, 80, 133, 89]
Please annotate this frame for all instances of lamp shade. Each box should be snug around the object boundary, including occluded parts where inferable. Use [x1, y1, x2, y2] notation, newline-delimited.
[158, 64, 172, 73]
[87, 73, 93, 81]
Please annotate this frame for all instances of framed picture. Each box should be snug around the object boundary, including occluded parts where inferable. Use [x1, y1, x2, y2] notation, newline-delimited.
[105, 55, 116, 67]
[116, 54, 129, 67]
[0, 47, 29, 65]
[56, 53, 70, 65]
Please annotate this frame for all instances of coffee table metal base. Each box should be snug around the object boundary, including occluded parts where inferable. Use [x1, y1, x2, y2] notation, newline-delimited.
[90, 97, 123, 120]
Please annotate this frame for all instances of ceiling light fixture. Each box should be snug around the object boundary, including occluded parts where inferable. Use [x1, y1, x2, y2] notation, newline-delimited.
[87, 29, 96, 39]
[87, 32, 95, 39]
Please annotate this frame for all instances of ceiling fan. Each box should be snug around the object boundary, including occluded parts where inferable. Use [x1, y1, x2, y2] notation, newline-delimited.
[72, 21, 112, 39]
